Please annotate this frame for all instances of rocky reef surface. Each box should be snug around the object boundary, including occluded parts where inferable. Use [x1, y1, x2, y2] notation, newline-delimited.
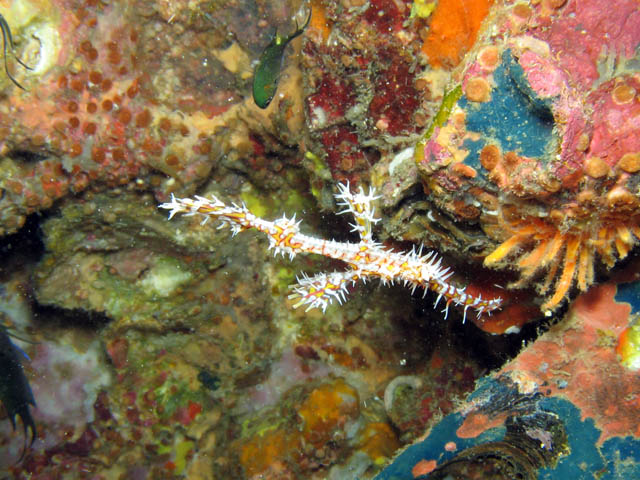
[0, 0, 639, 478]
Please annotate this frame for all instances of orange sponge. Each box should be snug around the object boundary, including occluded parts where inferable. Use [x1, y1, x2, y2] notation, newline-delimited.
[422, 0, 495, 68]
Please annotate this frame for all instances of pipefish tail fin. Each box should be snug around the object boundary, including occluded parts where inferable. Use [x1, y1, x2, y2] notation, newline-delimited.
[252, 7, 312, 108]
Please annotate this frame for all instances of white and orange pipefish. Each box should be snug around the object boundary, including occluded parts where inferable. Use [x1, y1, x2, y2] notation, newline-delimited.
[160, 182, 502, 321]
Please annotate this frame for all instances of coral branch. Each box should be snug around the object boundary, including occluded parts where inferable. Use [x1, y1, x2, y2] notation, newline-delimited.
[160, 183, 502, 320]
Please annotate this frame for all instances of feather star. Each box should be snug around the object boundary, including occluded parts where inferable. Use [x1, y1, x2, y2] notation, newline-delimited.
[159, 183, 502, 321]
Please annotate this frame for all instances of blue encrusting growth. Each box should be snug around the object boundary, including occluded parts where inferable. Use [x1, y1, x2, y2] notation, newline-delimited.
[460, 49, 554, 173]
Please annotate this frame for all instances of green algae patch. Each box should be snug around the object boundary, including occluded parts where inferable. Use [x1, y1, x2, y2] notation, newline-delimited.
[91, 254, 199, 323]
[414, 85, 462, 163]
[241, 187, 271, 219]
[273, 264, 297, 293]
[241, 182, 314, 221]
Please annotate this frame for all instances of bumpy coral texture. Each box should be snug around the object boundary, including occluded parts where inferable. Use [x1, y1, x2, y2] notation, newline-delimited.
[417, 0, 640, 313]
[303, 0, 423, 184]
[503, 284, 640, 442]
[0, 0, 263, 235]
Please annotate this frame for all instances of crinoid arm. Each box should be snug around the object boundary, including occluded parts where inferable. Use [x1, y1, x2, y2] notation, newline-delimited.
[483, 209, 640, 314]
[540, 235, 581, 313]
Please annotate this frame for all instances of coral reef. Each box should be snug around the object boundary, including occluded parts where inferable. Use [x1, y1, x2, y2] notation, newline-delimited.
[414, 0, 640, 313]
[378, 276, 640, 479]
[1, 0, 639, 478]
[1, 187, 495, 478]
[0, 275, 112, 468]
[301, 0, 426, 185]
[421, 0, 494, 68]
[502, 284, 640, 443]
[0, 0, 306, 236]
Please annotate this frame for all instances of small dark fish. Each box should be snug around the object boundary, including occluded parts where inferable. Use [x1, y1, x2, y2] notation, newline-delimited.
[0, 13, 33, 90]
[0, 325, 36, 460]
[252, 9, 312, 109]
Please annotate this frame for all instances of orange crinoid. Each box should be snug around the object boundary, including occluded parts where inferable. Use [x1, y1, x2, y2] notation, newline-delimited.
[484, 205, 640, 314]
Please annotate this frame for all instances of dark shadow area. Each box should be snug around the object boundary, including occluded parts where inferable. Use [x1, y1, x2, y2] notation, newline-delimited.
[0, 213, 46, 274]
